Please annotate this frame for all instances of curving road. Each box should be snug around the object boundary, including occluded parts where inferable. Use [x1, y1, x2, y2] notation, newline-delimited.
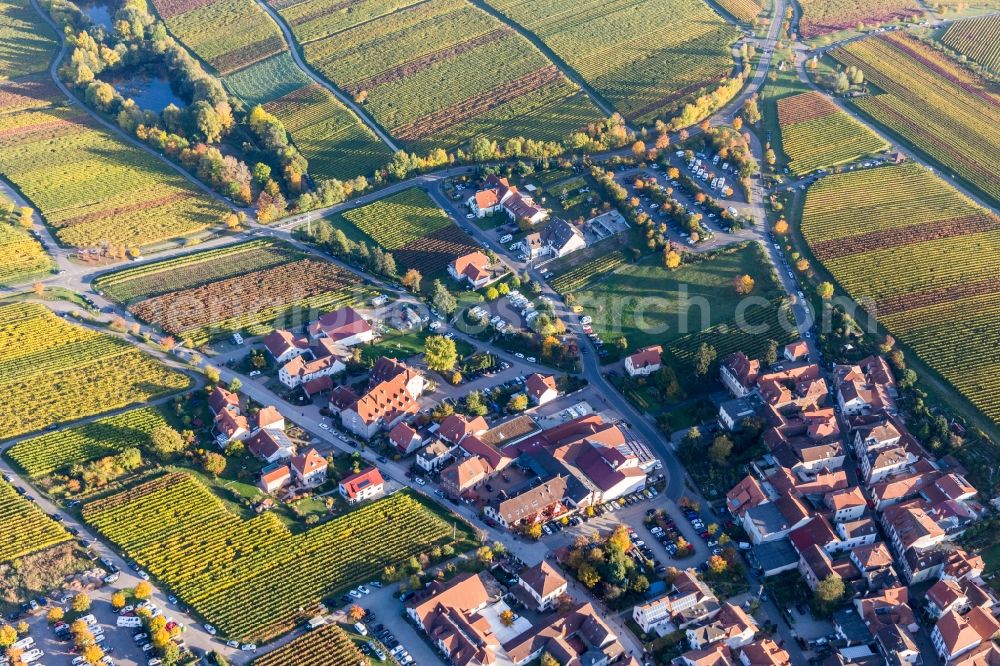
[255, 0, 401, 153]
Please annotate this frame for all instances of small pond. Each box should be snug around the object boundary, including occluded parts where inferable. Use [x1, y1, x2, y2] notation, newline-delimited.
[104, 73, 186, 113]
[78, 1, 114, 29]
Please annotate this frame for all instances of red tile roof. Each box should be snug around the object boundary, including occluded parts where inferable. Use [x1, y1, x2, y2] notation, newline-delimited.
[627, 345, 662, 370]
[263, 329, 308, 358]
[340, 466, 384, 499]
[525, 373, 557, 400]
[208, 386, 240, 414]
[309, 306, 371, 341]
[291, 448, 325, 477]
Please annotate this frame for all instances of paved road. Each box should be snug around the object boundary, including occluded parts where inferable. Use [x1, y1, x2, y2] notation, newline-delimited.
[254, 0, 400, 153]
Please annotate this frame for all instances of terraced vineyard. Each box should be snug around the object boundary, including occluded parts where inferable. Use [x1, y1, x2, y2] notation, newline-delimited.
[801, 162, 1000, 425]
[0, 81, 227, 248]
[832, 33, 1000, 204]
[156, 0, 391, 181]
[263, 84, 393, 181]
[253, 625, 361, 666]
[98, 240, 368, 345]
[942, 14, 1000, 73]
[7, 406, 172, 478]
[272, 0, 604, 150]
[0, 303, 189, 439]
[332, 188, 480, 277]
[0, 478, 71, 563]
[151, 0, 286, 75]
[83, 472, 467, 641]
[714, 0, 763, 23]
[797, 0, 921, 39]
[776, 91, 888, 174]
[0, 0, 57, 79]
[94, 238, 303, 302]
[550, 250, 626, 294]
[485, 0, 741, 123]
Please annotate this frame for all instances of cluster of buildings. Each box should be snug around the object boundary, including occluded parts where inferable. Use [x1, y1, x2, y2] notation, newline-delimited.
[719, 346, 996, 665]
[467, 175, 548, 226]
[406, 565, 637, 666]
[515, 218, 587, 260]
[631, 568, 790, 666]
[266, 306, 375, 390]
[208, 386, 327, 495]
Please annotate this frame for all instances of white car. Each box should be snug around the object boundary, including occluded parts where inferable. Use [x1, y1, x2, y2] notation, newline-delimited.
[203, 624, 217, 635]
[526, 356, 536, 363]
[358, 585, 371, 595]
[134, 634, 149, 644]
[465, 213, 474, 219]
[319, 423, 330, 430]
[515, 352, 525, 359]
[348, 589, 362, 599]
[415, 477, 426, 486]
[241, 644, 257, 652]
[249, 370, 261, 377]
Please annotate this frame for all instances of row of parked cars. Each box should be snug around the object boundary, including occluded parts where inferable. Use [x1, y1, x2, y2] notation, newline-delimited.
[363, 611, 416, 666]
[679, 505, 724, 556]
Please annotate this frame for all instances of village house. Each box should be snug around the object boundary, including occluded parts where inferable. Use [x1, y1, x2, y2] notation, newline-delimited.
[466, 175, 513, 217]
[783, 340, 809, 363]
[279, 353, 346, 389]
[290, 448, 327, 486]
[825, 486, 867, 522]
[685, 603, 758, 651]
[416, 439, 456, 473]
[625, 345, 663, 377]
[515, 561, 567, 612]
[247, 428, 295, 464]
[540, 218, 586, 258]
[258, 463, 291, 494]
[742, 495, 811, 544]
[632, 568, 720, 633]
[449, 251, 494, 289]
[208, 386, 240, 416]
[725, 475, 771, 518]
[483, 476, 568, 529]
[389, 422, 423, 455]
[439, 414, 489, 446]
[525, 373, 559, 406]
[932, 606, 1000, 663]
[214, 409, 251, 447]
[337, 357, 424, 439]
[516, 232, 546, 260]
[738, 639, 791, 666]
[263, 329, 310, 364]
[833, 356, 897, 416]
[339, 466, 385, 505]
[720, 352, 760, 397]
[307, 306, 374, 346]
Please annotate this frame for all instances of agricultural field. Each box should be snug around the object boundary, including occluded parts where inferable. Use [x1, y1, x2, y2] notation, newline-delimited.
[0, 83, 227, 248]
[797, 0, 921, 40]
[151, 0, 286, 75]
[97, 239, 368, 345]
[330, 188, 480, 278]
[831, 33, 1000, 204]
[0, 0, 57, 79]
[6, 406, 171, 478]
[263, 84, 393, 181]
[0, 195, 52, 286]
[252, 625, 361, 666]
[550, 250, 626, 294]
[0, 479, 71, 564]
[485, 0, 741, 123]
[0, 303, 190, 438]
[571, 243, 794, 359]
[273, 0, 605, 150]
[801, 162, 1000, 425]
[83, 472, 469, 641]
[941, 14, 1000, 73]
[714, 0, 763, 23]
[776, 91, 888, 174]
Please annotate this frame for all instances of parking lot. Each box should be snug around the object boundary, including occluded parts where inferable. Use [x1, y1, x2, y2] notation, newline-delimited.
[341, 583, 445, 666]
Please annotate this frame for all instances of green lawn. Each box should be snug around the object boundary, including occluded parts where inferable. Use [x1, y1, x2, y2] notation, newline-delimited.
[361, 329, 475, 364]
[573, 243, 786, 353]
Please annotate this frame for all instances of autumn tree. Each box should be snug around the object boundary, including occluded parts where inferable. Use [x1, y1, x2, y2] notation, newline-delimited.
[134, 581, 152, 599]
[734, 274, 755, 294]
[32, 282, 45, 297]
[18, 206, 33, 229]
[201, 451, 227, 476]
[82, 644, 105, 665]
[525, 523, 542, 540]
[150, 425, 185, 459]
[477, 546, 494, 565]
[540, 652, 559, 666]
[47, 607, 64, 623]
[111, 591, 126, 610]
[71, 592, 91, 613]
[773, 218, 788, 234]
[732, 116, 743, 131]
[402, 268, 422, 292]
[507, 393, 529, 413]
[707, 554, 728, 574]
[664, 248, 682, 270]
[815, 574, 845, 604]
[578, 563, 600, 588]
[424, 335, 458, 372]
[499, 609, 515, 627]
[795, 258, 810, 272]
[631, 140, 646, 159]
[709, 435, 734, 465]
[695, 343, 717, 377]
[347, 605, 366, 622]
[432, 280, 457, 315]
